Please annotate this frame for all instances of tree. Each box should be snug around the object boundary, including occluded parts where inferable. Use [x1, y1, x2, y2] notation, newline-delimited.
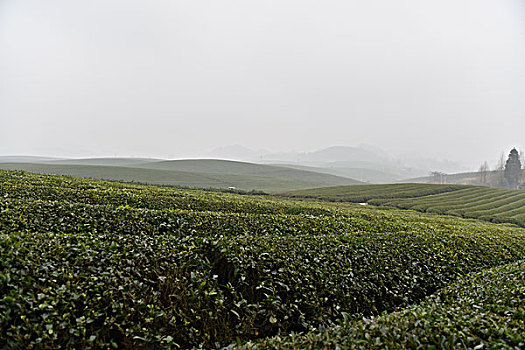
[478, 161, 489, 185]
[495, 152, 506, 187]
[430, 171, 446, 184]
[504, 148, 522, 189]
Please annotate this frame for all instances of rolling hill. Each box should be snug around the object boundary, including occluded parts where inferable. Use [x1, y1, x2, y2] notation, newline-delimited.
[0, 158, 363, 193]
[42, 157, 162, 167]
[274, 163, 411, 183]
[209, 145, 466, 180]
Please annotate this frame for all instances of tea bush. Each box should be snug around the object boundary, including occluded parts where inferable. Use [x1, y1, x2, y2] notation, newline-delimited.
[1, 170, 524, 348]
[250, 261, 525, 349]
[283, 182, 525, 227]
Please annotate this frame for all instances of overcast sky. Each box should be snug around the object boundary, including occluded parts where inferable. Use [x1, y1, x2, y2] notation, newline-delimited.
[1, 0, 524, 167]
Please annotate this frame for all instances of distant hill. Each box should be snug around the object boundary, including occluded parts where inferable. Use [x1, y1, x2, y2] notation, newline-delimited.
[293, 145, 388, 163]
[273, 164, 405, 183]
[0, 159, 363, 193]
[207, 145, 266, 160]
[207, 145, 466, 181]
[0, 156, 64, 163]
[138, 159, 325, 175]
[43, 157, 162, 167]
[259, 145, 390, 165]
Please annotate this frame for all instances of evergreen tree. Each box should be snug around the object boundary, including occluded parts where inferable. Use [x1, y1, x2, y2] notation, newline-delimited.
[504, 148, 522, 189]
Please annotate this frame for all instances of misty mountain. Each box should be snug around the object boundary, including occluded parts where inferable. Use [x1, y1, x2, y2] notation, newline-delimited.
[261, 146, 388, 164]
[207, 145, 267, 160]
[400, 156, 469, 174]
[207, 145, 388, 164]
[205, 145, 466, 182]
[273, 164, 405, 183]
[0, 159, 363, 193]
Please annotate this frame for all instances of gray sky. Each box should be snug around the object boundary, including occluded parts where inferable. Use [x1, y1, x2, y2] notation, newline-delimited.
[1, 0, 524, 167]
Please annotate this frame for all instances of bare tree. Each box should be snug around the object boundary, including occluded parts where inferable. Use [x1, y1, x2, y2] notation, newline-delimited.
[495, 152, 506, 187]
[478, 161, 489, 185]
[430, 171, 446, 184]
[496, 152, 506, 171]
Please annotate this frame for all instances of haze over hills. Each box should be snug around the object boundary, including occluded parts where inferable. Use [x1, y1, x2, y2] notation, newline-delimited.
[274, 164, 406, 184]
[0, 144, 470, 185]
[0, 158, 363, 193]
[0, 156, 64, 163]
[42, 157, 163, 167]
[400, 171, 482, 185]
[200, 145, 468, 183]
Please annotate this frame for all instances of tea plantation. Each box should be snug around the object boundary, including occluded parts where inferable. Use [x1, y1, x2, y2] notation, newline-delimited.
[283, 184, 525, 227]
[1, 170, 524, 348]
[247, 261, 525, 349]
[282, 183, 468, 203]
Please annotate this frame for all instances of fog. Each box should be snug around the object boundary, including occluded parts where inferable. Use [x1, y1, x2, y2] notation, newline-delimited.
[1, 0, 524, 168]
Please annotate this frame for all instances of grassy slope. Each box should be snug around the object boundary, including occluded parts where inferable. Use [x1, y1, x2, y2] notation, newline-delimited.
[134, 159, 363, 184]
[0, 160, 362, 193]
[42, 157, 162, 167]
[1, 170, 524, 348]
[40, 158, 367, 184]
[0, 156, 64, 163]
[282, 183, 525, 227]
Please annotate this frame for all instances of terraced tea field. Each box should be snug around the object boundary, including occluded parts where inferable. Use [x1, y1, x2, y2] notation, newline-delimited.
[283, 184, 525, 227]
[1, 170, 524, 348]
[282, 183, 468, 202]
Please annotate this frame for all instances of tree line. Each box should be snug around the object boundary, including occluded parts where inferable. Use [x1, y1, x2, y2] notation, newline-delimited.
[477, 148, 524, 189]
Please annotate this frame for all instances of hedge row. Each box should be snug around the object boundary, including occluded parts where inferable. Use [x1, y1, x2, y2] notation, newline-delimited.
[250, 261, 525, 349]
[371, 187, 525, 227]
[281, 180, 525, 228]
[0, 170, 328, 217]
[280, 183, 467, 203]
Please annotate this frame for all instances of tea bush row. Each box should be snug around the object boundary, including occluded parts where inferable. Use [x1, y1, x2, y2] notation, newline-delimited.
[250, 261, 525, 349]
[371, 187, 525, 227]
[0, 171, 329, 217]
[281, 180, 525, 228]
[281, 183, 466, 203]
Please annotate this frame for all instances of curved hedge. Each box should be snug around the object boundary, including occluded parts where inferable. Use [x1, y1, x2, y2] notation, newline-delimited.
[250, 261, 525, 349]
